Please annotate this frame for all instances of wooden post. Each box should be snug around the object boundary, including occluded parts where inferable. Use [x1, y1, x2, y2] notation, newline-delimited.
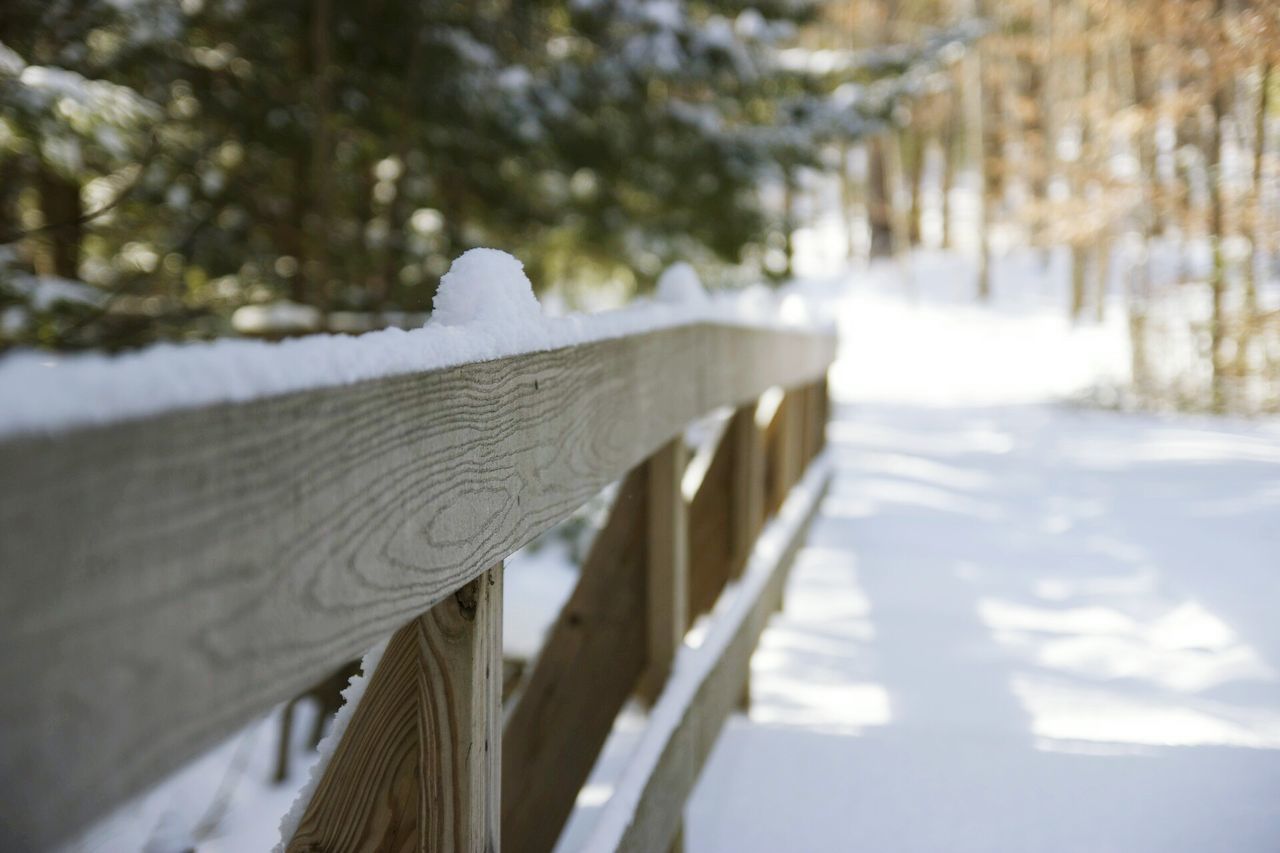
[768, 390, 800, 514]
[804, 380, 824, 463]
[822, 375, 830, 449]
[728, 401, 766, 579]
[502, 469, 649, 853]
[640, 437, 689, 703]
[814, 375, 829, 454]
[287, 564, 503, 853]
[686, 425, 734, 628]
[788, 390, 807, 490]
[798, 384, 815, 465]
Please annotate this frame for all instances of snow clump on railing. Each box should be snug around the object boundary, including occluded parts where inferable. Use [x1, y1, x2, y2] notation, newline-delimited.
[654, 262, 709, 306]
[429, 248, 544, 328]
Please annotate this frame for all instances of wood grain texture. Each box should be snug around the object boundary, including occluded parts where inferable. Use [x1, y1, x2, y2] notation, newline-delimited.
[419, 565, 502, 853]
[289, 564, 502, 853]
[640, 438, 689, 703]
[289, 630, 420, 853]
[0, 322, 834, 848]
[501, 468, 649, 853]
[599, 461, 832, 853]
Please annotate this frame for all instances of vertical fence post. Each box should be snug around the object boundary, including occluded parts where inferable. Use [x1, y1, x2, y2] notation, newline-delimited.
[798, 384, 813, 466]
[766, 394, 789, 516]
[640, 437, 689, 703]
[501, 467, 650, 853]
[816, 375, 829, 453]
[639, 437, 690, 853]
[788, 389, 807, 491]
[728, 400, 766, 580]
[287, 563, 503, 853]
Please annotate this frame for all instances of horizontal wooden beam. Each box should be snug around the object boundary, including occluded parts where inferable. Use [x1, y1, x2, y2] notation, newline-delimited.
[583, 455, 832, 853]
[0, 322, 835, 849]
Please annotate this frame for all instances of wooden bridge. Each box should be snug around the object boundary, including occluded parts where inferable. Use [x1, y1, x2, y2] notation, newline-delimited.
[0, 319, 836, 851]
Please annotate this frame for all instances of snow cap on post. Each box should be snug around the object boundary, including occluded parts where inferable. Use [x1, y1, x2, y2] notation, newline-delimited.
[430, 248, 542, 327]
[654, 261, 709, 305]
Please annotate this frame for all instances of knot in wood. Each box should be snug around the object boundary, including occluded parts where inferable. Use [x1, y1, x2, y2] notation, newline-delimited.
[454, 580, 480, 619]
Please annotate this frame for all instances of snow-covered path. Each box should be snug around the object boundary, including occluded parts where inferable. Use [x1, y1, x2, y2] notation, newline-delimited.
[686, 256, 1280, 851]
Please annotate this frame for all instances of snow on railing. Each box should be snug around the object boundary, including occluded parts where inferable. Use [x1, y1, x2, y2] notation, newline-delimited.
[0, 249, 830, 439]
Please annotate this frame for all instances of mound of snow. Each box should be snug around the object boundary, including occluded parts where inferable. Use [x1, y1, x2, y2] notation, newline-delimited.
[429, 248, 542, 327]
[655, 262, 709, 305]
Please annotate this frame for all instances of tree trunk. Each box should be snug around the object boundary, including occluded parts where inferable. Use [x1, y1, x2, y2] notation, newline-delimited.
[957, 0, 990, 298]
[866, 136, 895, 259]
[1206, 0, 1230, 413]
[304, 0, 334, 311]
[905, 131, 925, 247]
[840, 143, 860, 261]
[1071, 245, 1088, 320]
[35, 167, 82, 280]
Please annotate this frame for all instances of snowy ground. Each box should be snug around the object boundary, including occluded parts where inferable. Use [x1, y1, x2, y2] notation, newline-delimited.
[685, 252, 1280, 851]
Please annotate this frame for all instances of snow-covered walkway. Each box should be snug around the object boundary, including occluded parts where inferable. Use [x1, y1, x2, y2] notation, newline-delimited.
[686, 255, 1280, 851]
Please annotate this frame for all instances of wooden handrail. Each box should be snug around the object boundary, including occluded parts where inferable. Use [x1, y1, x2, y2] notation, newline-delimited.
[0, 321, 834, 849]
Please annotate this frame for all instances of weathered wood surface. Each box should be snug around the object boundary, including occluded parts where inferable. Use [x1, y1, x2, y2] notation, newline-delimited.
[287, 564, 502, 852]
[500, 468, 649, 853]
[761, 388, 788, 516]
[728, 402, 766, 579]
[813, 376, 830, 455]
[642, 438, 689, 702]
[686, 423, 734, 627]
[589, 458, 832, 853]
[0, 322, 834, 848]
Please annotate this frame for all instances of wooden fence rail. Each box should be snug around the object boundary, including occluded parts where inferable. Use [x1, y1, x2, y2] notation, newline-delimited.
[0, 320, 835, 850]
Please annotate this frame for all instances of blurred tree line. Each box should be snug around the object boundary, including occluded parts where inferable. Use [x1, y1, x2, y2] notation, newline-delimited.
[0, 0, 968, 352]
[816, 0, 1280, 414]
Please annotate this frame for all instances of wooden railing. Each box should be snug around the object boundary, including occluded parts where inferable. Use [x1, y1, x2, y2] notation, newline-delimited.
[0, 320, 836, 851]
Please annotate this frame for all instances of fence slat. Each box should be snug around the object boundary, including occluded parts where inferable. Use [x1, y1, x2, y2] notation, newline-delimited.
[587, 459, 832, 853]
[762, 389, 793, 516]
[640, 438, 690, 703]
[686, 424, 734, 628]
[501, 468, 649, 853]
[288, 563, 502, 853]
[728, 401, 766, 579]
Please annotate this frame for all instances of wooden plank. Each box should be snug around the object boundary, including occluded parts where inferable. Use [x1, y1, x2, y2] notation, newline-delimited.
[785, 391, 806, 494]
[800, 384, 817, 464]
[640, 438, 689, 702]
[763, 390, 791, 516]
[288, 563, 502, 852]
[0, 322, 835, 848]
[501, 468, 649, 853]
[815, 375, 829, 454]
[804, 379, 826, 463]
[686, 424, 733, 627]
[585, 460, 833, 853]
[727, 401, 766, 579]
